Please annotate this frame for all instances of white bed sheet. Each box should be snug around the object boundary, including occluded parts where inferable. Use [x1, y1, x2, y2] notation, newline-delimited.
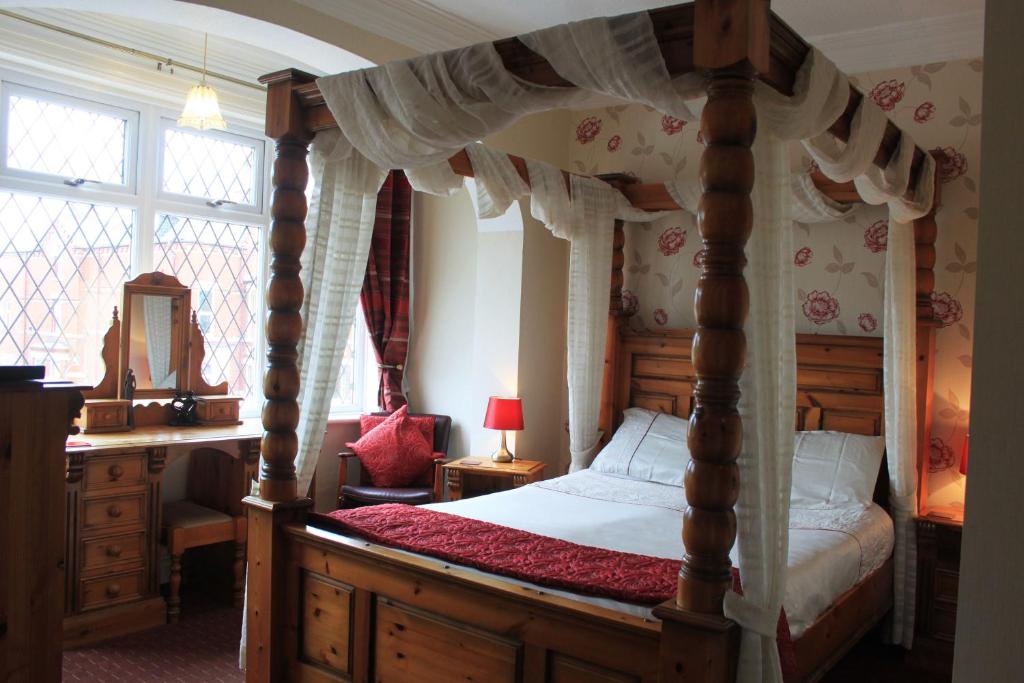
[328, 470, 894, 637]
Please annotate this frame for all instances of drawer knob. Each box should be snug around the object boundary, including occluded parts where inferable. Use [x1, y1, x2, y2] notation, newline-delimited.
[107, 504, 122, 518]
[106, 583, 121, 597]
[106, 544, 123, 558]
[108, 464, 124, 480]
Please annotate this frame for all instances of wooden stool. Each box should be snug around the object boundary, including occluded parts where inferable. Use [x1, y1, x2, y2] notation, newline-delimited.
[162, 500, 247, 622]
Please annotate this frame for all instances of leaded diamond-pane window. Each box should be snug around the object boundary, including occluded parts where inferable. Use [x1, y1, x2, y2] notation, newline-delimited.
[4, 88, 133, 186]
[331, 323, 358, 410]
[153, 214, 260, 403]
[161, 127, 260, 207]
[0, 191, 132, 383]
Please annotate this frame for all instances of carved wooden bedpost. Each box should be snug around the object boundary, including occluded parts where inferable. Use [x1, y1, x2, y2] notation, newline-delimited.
[654, 2, 768, 681]
[244, 68, 317, 683]
[913, 153, 943, 513]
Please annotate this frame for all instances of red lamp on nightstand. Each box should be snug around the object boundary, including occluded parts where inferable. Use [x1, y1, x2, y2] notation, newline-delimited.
[484, 396, 524, 463]
[960, 433, 969, 475]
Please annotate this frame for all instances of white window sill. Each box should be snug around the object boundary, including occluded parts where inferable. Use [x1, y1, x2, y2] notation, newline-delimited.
[327, 413, 364, 426]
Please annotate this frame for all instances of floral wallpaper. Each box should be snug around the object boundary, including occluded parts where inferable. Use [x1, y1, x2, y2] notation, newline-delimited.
[569, 58, 983, 508]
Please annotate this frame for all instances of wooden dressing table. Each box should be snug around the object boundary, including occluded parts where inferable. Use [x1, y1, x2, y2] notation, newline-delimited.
[62, 271, 255, 647]
[63, 419, 262, 646]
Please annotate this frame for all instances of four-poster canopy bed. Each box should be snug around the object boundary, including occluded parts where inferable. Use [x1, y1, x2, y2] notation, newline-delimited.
[245, 1, 941, 681]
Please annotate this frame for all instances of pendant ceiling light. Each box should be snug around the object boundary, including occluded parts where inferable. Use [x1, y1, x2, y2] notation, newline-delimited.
[177, 33, 227, 131]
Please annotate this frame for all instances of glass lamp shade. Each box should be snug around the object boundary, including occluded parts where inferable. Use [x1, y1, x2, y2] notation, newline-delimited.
[177, 84, 227, 131]
[483, 396, 524, 431]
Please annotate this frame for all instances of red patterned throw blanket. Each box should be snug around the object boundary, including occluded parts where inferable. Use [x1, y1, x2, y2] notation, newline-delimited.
[316, 504, 796, 678]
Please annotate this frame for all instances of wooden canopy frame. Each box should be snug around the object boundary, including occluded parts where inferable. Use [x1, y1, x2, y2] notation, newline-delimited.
[245, 1, 940, 681]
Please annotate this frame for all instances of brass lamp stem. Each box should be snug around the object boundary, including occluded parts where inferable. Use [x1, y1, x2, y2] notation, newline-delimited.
[491, 430, 514, 463]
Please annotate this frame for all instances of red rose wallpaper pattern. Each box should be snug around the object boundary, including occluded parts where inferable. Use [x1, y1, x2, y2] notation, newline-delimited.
[657, 227, 686, 256]
[575, 116, 602, 144]
[660, 114, 686, 136]
[802, 290, 840, 325]
[869, 79, 906, 111]
[569, 58, 981, 509]
[863, 220, 888, 253]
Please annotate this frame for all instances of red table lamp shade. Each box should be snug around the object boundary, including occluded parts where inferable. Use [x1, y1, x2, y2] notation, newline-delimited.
[484, 397, 524, 431]
[960, 434, 969, 475]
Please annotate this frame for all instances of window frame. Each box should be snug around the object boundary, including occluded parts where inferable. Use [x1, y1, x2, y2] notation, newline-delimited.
[155, 116, 266, 215]
[0, 67, 378, 420]
[0, 81, 140, 196]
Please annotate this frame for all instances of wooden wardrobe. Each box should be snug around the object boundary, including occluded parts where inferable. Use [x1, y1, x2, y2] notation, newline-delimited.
[0, 379, 83, 682]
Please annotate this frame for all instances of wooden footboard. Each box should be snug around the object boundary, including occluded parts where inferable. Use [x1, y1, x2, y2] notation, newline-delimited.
[267, 520, 892, 683]
[282, 524, 671, 683]
[283, 523, 667, 682]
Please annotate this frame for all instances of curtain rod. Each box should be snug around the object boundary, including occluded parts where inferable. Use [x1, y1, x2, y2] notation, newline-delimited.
[0, 9, 265, 92]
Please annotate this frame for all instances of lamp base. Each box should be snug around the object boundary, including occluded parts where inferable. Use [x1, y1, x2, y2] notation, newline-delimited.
[490, 430, 515, 463]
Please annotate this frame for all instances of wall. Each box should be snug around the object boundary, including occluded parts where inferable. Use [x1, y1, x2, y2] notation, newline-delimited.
[567, 58, 982, 508]
[407, 111, 572, 474]
[953, 0, 1024, 677]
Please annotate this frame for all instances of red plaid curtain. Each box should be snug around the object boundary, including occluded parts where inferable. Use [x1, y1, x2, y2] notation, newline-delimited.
[361, 170, 412, 412]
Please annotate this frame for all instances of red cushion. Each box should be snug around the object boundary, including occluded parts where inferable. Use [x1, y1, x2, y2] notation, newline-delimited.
[347, 406, 436, 488]
[360, 412, 435, 447]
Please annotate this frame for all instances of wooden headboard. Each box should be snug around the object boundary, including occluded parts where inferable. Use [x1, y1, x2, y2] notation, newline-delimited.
[602, 327, 890, 506]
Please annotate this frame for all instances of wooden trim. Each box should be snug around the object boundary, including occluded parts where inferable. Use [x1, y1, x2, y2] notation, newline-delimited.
[82, 307, 121, 400]
[188, 311, 229, 395]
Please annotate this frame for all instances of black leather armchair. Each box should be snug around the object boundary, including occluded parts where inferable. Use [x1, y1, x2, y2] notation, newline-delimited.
[336, 412, 452, 508]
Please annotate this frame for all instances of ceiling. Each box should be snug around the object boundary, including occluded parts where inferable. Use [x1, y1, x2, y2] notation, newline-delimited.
[295, 0, 986, 73]
[8, 8, 357, 83]
[0, 5, 370, 124]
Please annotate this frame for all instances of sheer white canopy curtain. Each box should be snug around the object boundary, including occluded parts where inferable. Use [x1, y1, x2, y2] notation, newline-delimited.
[256, 10, 936, 682]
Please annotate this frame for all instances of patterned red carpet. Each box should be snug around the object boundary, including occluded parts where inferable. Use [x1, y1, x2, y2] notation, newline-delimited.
[62, 603, 243, 683]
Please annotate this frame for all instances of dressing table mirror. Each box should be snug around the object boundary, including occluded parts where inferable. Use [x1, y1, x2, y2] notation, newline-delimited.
[79, 271, 240, 432]
[122, 274, 190, 397]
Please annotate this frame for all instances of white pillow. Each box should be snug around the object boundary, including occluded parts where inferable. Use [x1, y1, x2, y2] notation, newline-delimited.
[790, 431, 885, 509]
[590, 408, 691, 486]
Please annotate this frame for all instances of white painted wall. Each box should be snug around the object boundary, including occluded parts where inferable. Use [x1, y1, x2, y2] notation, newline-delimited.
[406, 111, 572, 474]
[406, 189, 481, 459]
[952, 0, 1024, 678]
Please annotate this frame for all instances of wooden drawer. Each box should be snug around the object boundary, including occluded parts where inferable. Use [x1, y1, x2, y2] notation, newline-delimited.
[195, 396, 241, 425]
[82, 531, 147, 573]
[83, 453, 147, 492]
[934, 568, 960, 604]
[80, 399, 131, 433]
[80, 568, 145, 611]
[931, 603, 958, 642]
[82, 493, 146, 533]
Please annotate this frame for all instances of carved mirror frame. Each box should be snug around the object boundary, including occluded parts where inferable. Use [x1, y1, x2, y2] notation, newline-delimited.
[119, 272, 192, 399]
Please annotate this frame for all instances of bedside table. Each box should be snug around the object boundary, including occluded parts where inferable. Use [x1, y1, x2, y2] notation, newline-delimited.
[916, 506, 964, 645]
[443, 458, 545, 501]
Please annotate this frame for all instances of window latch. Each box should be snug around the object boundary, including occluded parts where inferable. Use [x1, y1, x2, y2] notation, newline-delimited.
[206, 198, 237, 208]
[63, 177, 98, 187]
